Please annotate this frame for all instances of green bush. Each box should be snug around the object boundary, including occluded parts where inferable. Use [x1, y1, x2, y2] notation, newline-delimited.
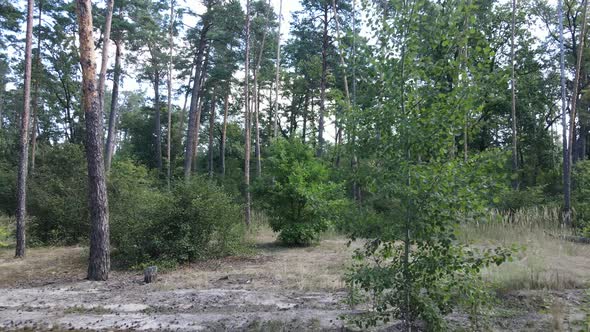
[110, 164, 245, 268]
[0, 161, 16, 216]
[572, 160, 590, 234]
[28, 144, 88, 245]
[254, 138, 346, 245]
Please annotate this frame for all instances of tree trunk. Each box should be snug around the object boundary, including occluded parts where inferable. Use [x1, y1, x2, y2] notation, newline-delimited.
[221, 93, 229, 176]
[15, 0, 35, 258]
[273, 0, 282, 138]
[179, 59, 196, 143]
[184, 16, 211, 178]
[76, 0, 110, 280]
[255, 83, 261, 177]
[167, 0, 174, 188]
[244, 0, 252, 226]
[97, 0, 114, 117]
[105, 39, 122, 173]
[302, 92, 308, 143]
[154, 71, 163, 172]
[191, 51, 210, 173]
[510, 0, 518, 190]
[565, 0, 588, 227]
[30, 0, 43, 174]
[317, 5, 329, 157]
[208, 91, 216, 177]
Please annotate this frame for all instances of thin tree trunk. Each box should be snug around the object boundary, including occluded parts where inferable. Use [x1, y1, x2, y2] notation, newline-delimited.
[154, 70, 162, 172]
[30, 0, 43, 174]
[15, 0, 35, 258]
[76, 0, 110, 280]
[565, 0, 588, 227]
[317, 5, 329, 157]
[302, 92, 308, 143]
[273, 0, 282, 138]
[510, 0, 518, 190]
[255, 83, 261, 177]
[221, 93, 229, 176]
[244, 0, 252, 226]
[208, 91, 216, 177]
[105, 39, 122, 173]
[167, 0, 174, 188]
[559, 0, 569, 226]
[98, 0, 114, 116]
[184, 15, 211, 178]
[191, 50, 210, 173]
[179, 59, 196, 141]
[331, 0, 349, 168]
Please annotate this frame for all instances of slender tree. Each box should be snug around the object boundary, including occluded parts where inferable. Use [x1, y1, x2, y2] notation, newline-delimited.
[15, 0, 35, 258]
[105, 38, 122, 173]
[30, 0, 43, 174]
[208, 90, 216, 177]
[273, 0, 282, 138]
[76, 0, 110, 281]
[167, 0, 174, 187]
[558, 0, 570, 226]
[221, 93, 229, 176]
[510, 0, 518, 190]
[98, 0, 114, 117]
[244, 0, 252, 226]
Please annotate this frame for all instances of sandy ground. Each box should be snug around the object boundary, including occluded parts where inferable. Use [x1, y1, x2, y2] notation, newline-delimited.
[0, 230, 589, 331]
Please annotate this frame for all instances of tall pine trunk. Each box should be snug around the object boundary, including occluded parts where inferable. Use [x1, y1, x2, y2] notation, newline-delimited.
[565, 0, 588, 226]
[105, 39, 122, 173]
[76, 0, 110, 280]
[208, 91, 216, 177]
[510, 0, 518, 190]
[98, 0, 114, 116]
[154, 71, 163, 172]
[30, 0, 43, 174]
[317, 5, 328, 157]
[15, 0, 35, 258]
[184, 15, 211, 178]
[273, 0, 282, 138]
[167, 0, 174, 188]
[221, 93, 229, 176]
[244, 0, 252, 226]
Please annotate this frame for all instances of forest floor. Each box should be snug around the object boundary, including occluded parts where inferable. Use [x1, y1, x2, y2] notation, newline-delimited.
[0, 221, 589, 331]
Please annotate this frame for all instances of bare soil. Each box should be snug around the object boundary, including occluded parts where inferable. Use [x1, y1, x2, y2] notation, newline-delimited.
[0, 230, 588, 331]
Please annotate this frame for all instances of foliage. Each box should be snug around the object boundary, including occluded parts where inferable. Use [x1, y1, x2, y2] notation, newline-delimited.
[254, 138, 346, 245]
[111, 166, 245, 268]
[28, 144, 88, 245]
[572, 160, 590, 235]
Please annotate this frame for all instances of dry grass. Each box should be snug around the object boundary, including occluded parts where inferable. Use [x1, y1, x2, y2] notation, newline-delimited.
[158, 221, 355, 292]
[460, 206, 590, 292]
[0, 245, 87, 287]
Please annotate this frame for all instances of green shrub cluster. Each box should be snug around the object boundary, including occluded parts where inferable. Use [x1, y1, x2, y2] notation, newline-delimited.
[254, 138, 346, 245]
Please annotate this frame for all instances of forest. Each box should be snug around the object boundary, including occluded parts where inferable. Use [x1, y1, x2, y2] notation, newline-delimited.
[0, 0, 589, 330]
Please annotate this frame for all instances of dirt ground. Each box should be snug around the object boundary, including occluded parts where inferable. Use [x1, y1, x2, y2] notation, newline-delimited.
[0, 229, 589, 331]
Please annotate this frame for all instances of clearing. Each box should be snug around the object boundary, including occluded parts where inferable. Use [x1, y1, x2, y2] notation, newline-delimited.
[0, 222, 589, 331]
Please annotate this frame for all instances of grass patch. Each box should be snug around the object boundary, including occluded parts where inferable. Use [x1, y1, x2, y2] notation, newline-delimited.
[460, 206, 590, 292]
[0, 215, 13, 248]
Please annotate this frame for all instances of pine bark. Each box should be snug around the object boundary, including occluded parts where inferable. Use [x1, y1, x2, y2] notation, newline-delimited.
[221, 93, 229, 176]
[184, 15, 211, 178]
[273, 0, 282, 138]
[317, 5, 329, 157]
[98, 0, 114, 118]
[244, 0, 252, 226]
[30, 0, 43, 174]
[15, 0, 35, 258]
[167, 0, 174, 187]
[208, 91, 216, 177]
[154, 70, 163, 172]
[76, 0, 110, 280]
[105, 39, 122, 173]
[510, 0, 518, 190]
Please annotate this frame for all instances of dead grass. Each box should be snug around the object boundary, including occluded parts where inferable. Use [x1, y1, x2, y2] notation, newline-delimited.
[460, 207, 590, 292]
[159, 221, 355, 292]
[0, 245, 87, 287]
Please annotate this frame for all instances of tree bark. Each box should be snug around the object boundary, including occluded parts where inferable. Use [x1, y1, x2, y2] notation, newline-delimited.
[105, 39, 122, 173]
[191, 50, 210, 173]
[167, 0, 174, 188]
[317, 5, 329, 157]
[208, 91, 216, 177]
[244, 0, 252, 226]
[184, 14, 211, 178]
[154, 69, 163, 172]
[76, 0, 110, 280]
[510, 0, 518, 190]
[273, 0, 282, 138]
[565, 0, 588, 227]
[30, 0, 43, 174]
[98, 0, 114, 116]
[221, 93, 229, 176]
[15, 0, 35, 258]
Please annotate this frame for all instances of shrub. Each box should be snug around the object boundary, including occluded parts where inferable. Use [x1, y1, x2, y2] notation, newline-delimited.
[572, 160, 590, 234]
[28, 144, 88, 245]
[110, 165, 245, 268]
[254, 138, 346, 245]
